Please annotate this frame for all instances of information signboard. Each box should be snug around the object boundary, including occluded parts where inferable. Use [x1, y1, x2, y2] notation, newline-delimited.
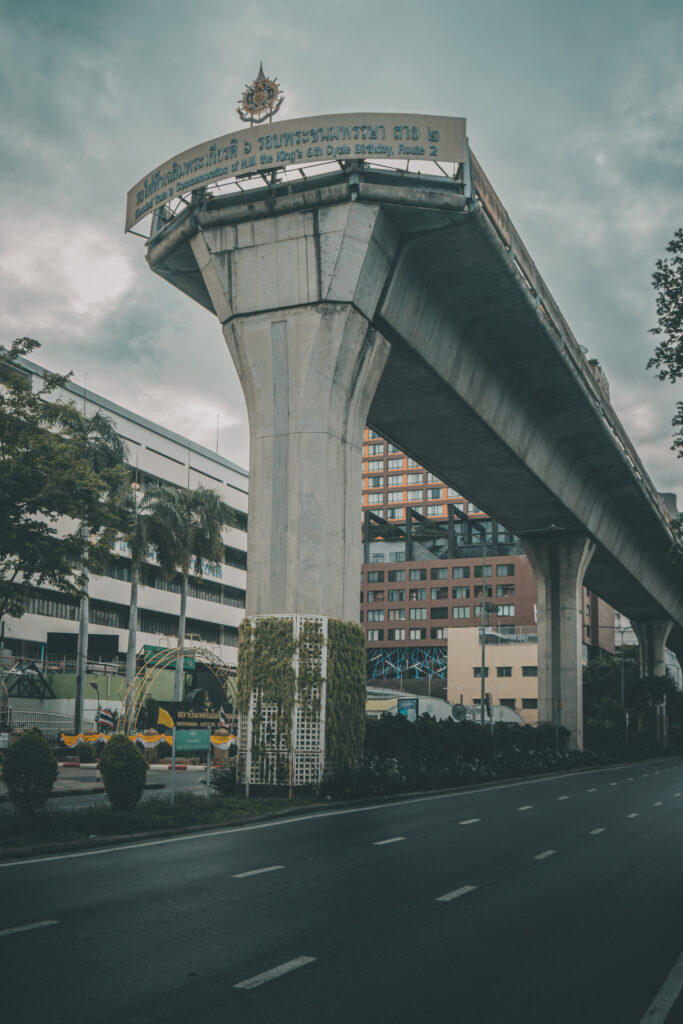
[174, 728, 211, 752]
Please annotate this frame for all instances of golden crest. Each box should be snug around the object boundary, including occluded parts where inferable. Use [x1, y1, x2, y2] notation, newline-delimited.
[237, 63, 284, 125]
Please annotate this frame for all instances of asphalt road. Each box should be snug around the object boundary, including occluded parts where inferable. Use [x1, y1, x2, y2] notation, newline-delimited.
[2, 758, 683, 1024]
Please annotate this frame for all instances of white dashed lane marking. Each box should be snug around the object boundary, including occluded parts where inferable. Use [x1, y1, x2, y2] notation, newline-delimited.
[234, 956, 317, 990]
[558, 796, 569, 801]
[534, 850, 557, 861]
[587, 788, 597, 793]
[373, 837, 405, 846]
[233, 865, 284, 878]
[459, 819, 481, 826]
[0, 920, 58, 938]
[437, 885, 478, 903]
[627, 813, 639, 819]
[654, 802, 663, 807]
[589, 828, 606, 835]
[518, 805, 533, 811]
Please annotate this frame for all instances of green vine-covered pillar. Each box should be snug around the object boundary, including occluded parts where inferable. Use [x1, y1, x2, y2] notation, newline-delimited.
[237, 615, 366, 789]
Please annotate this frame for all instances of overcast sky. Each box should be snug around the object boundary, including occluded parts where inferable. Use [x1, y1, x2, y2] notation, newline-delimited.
[1, 0, 681, 504]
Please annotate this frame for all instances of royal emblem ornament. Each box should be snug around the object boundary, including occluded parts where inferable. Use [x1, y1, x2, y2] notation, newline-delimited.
[237, 63, 284, 125]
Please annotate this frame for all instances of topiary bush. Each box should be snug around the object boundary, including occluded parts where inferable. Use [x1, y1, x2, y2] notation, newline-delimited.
[4, 731, 58, 813]
[210, 763, 237, 796]
[99, 734, 147, 809]
[79, 742, 96, 764]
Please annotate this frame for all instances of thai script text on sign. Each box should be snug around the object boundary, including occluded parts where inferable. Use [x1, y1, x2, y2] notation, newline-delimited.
[125, 112, 466, 231]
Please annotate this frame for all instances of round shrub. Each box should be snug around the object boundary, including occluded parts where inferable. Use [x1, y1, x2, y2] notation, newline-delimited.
[3, 730, 58, 813]
[99, 734, 147, 809]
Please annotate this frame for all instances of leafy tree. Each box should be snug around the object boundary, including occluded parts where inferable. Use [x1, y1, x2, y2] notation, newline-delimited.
[116, 481, 157, 695]
[54, 404, 126, 733]
[3, 731, 58, 813]
[648, 228, 683, 457]
[146, 485, 236, 701]
[0, 339, 124, 633]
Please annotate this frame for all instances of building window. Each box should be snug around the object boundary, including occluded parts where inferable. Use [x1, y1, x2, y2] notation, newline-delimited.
[522, 698, 538, 709]
[430, 567, 448, 580]
[496, 584, 515, 596]
[474, 565, 492, 577]
[431, 587, 448, 600]
[388, 589, 405, 602]
[497, 605, 515, 617]
[386, 443, 400, 453]
[367, 429, 381, 439]
[427, 505, 442, 516]
[367, 609, 384, 622]
[367, 571, 384, 583]
[500, 698, 516, 708]
[367, 492, 383, 504]
[496, 563, 515, 577]
[387, 474, 404, 486]
[387, 491, 403, 503]
[387, 458, 403, 470]
[367, 443, 383, 455]
[388, 608, 405, 621]
[446, 488, 459, 498]
[431, 607, 448, 619]
[426, 472, 438, 482]
[371, 553, 385, 563]
[452, 587, 470, 599]
[409, 607, 427, 620]
[386, 508, 402, 519]
[366, 590, 384, 602]
[427, 488, 442, 500]
[406, 458, 418, 468]
[522, 666, 538, 677]
[473, 667, 490, 677]
[406, 489, 422, 501]
[467, 502, 478, 513]
[453, 606, 471, 619]
[409, 569, 427, 581]
[367, 459, 383, 472]
[388, 570, 405, 582]
[407, 473, 422, 485]
[452, 566, 470, 579]
[367, 629, 383, 641]
[409, 588, 426, 600]
[409, 628, 427, 640]
[497, 666, 512, 677]
[431, 627, 447, 640]
[474, 585, 493, 598]
[388, 628, 406, 640]
[367, 475, 383, 488]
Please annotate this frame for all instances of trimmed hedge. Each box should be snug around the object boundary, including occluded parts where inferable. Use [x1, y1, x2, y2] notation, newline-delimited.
[3, 731, 58, 813]
[99, 734, 147, 809]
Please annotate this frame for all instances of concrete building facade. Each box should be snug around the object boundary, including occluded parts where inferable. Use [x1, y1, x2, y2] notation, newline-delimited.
[2, 358, 248, 714]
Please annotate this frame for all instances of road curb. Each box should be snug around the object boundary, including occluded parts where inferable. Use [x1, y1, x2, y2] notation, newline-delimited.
[0, 782, 166, 804]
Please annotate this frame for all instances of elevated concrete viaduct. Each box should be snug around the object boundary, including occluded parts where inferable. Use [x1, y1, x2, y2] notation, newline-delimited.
[145, 161, 683, 748]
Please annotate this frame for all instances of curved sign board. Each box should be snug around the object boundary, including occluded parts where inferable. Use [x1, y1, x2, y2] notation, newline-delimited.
[125, 112, 466, 232]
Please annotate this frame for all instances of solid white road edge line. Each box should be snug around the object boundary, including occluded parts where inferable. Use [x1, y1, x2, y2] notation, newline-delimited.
[638, 947, 683, 1023]
[234, 956, 317, 990]
[373, 837, 405, 846]
[5, 756, 682, 868]
[0, 920, 58, 937]
[233, 865, 284, 878]
[534, 850, 557, 860]
[437, 885, 477, 902]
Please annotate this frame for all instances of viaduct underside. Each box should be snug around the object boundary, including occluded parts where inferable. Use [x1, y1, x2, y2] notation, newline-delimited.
[145, 164, 683, 751]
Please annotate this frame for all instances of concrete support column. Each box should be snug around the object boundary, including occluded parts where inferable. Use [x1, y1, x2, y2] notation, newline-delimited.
[522, 534, 595, 750]
[225, 306, 389, 620]
[632, 619, 673, 678]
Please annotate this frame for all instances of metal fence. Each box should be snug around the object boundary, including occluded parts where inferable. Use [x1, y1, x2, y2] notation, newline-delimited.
[0, 708, 97, 744]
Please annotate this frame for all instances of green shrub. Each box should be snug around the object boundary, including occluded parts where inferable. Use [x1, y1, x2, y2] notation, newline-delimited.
[99, 734, 147, 809]
[3, 731, 58, 813]
[210, 764, 237, 796]
[79, 743, 96, 764]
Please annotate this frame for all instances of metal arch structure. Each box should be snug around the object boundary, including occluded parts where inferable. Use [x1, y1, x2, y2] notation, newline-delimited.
[116, 636, 237, 734]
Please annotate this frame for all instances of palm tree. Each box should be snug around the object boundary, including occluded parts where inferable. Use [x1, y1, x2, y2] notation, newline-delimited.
[146, 485, 235, 702]
[57, 405, 126, 733]
[117, 479, 155, 700]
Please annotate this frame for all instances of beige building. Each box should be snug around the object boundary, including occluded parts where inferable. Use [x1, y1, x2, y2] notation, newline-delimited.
[447, 627, 539, 725]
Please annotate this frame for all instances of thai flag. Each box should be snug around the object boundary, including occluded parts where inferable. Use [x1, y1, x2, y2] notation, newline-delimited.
[219, 707, 228, 729]
[98, 708, 114, 730]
